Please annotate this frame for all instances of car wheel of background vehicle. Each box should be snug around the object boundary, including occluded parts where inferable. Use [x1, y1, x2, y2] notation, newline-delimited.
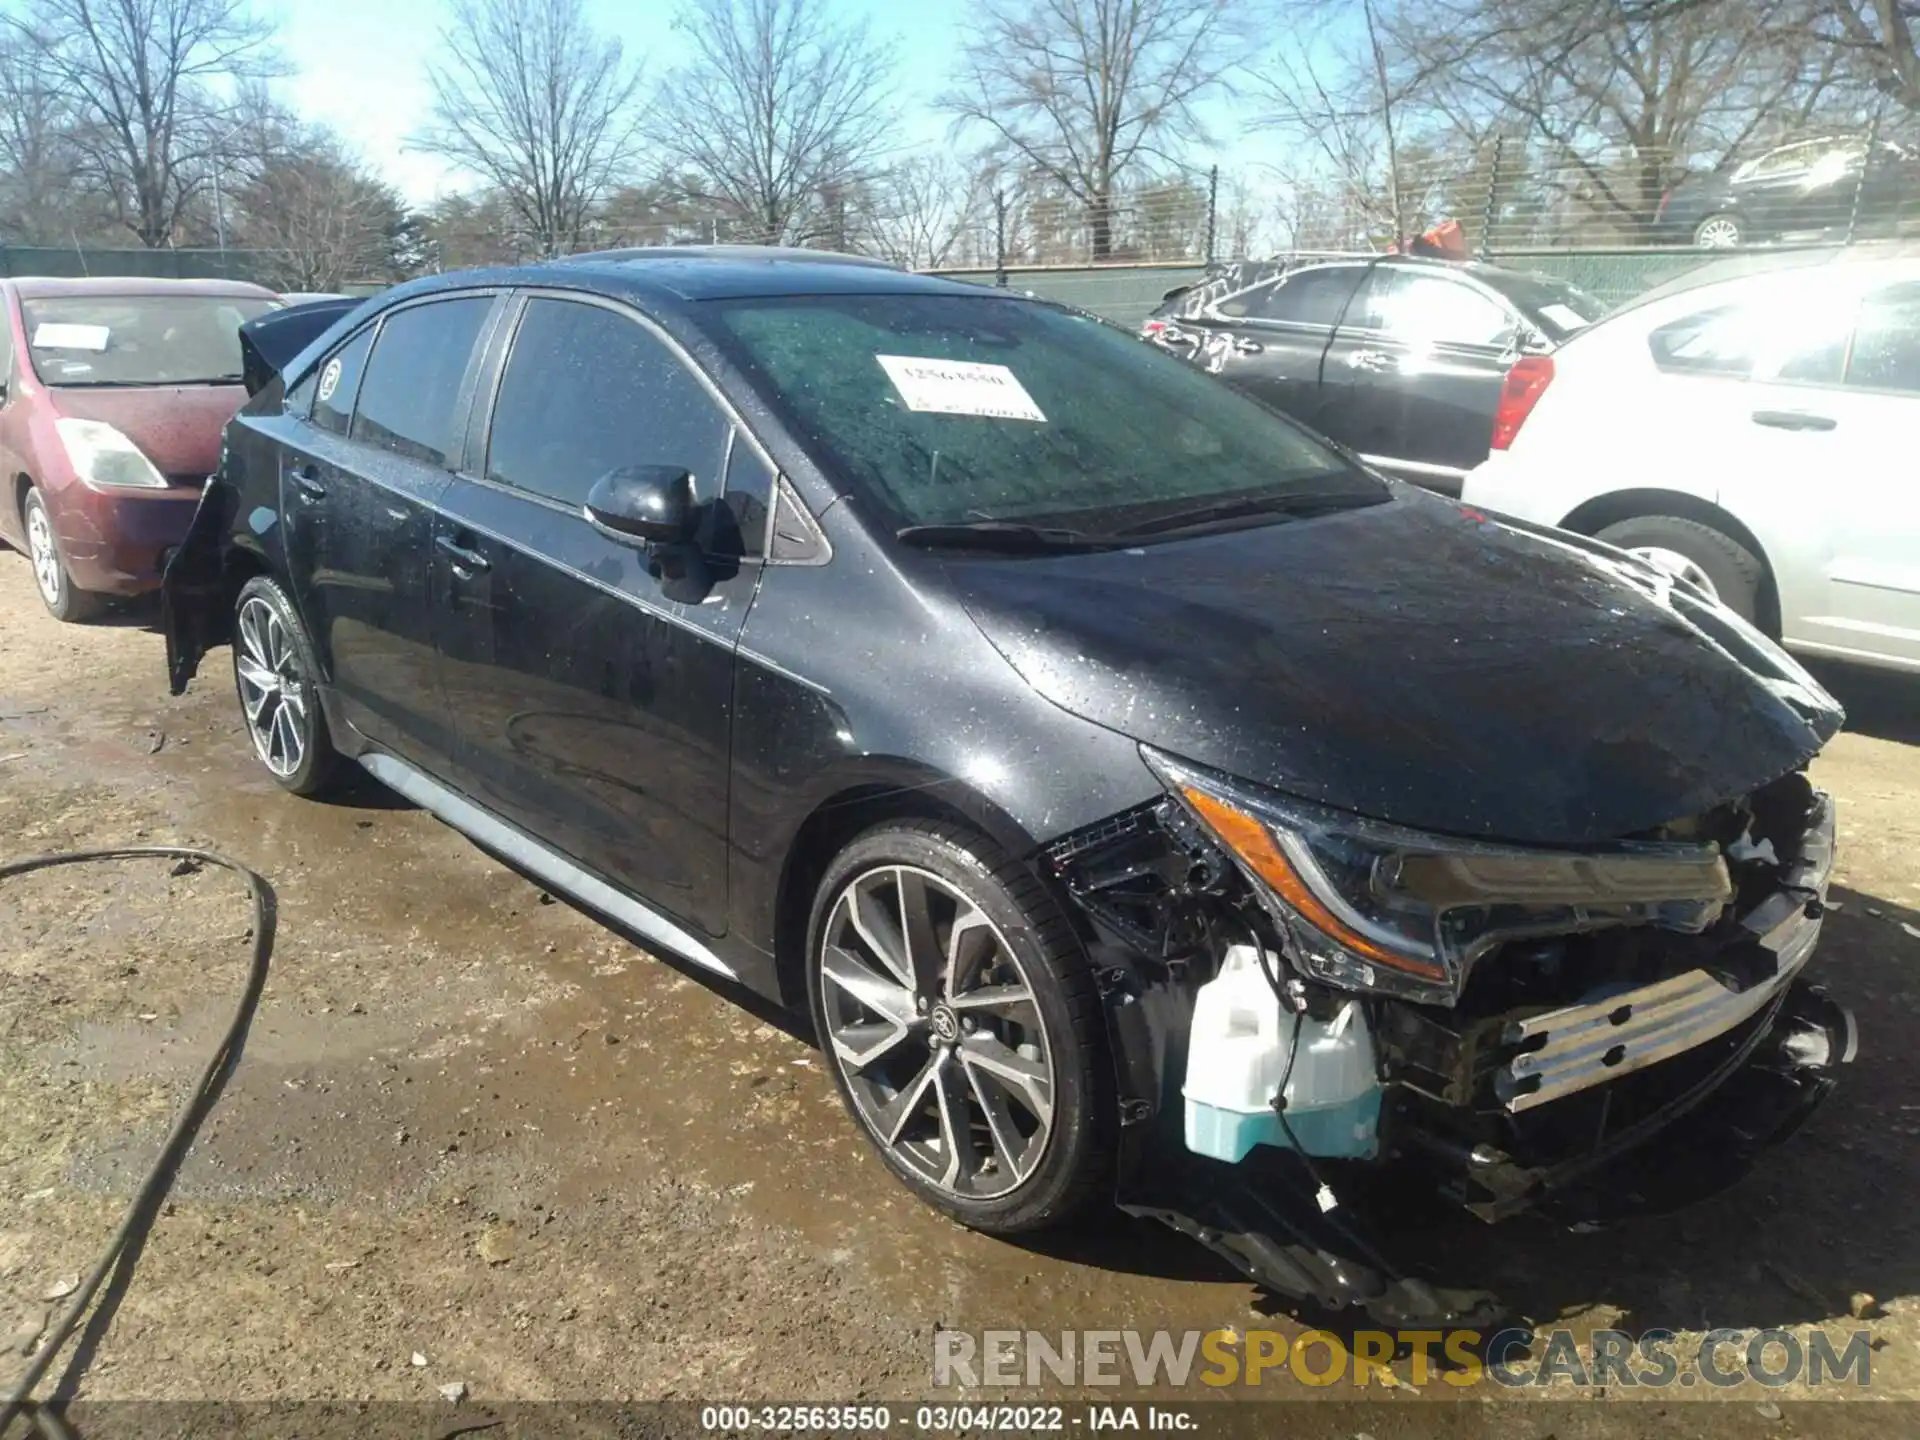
[232, 575, 340, 796]
[807, 820, 1113, 1235]
[21, 486, 103, 622]
[1595, 515, 1764, 623]
[1693, 214, 1743, 249]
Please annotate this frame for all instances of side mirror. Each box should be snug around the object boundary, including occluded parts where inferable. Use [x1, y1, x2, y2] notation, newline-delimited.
[584, 466, 695, 547]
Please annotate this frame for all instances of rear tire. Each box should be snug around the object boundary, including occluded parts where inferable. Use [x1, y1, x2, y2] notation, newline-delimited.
[232, 575, 340, 796]
[22, 486, 103, 623]
[806, 820, 1113, 1235]
[1595, 514, 1765, 623]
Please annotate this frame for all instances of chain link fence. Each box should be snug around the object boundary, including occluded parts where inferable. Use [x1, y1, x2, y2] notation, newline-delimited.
[1381, 132, 1920, 256]
[916, 133, 1920, 272]
[15, 131, 1916, 323]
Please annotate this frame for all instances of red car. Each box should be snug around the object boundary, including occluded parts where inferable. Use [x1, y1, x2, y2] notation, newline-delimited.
[0, 277, 280, 620]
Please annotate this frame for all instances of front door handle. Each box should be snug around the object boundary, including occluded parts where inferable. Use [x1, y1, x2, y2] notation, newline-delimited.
[1346, 348, 1394, 372]
[1232, 337, 1264, 355]
[1751, 409, 1837, 431]
[434, 533, 491, 577]
[288, 463, 326, 500]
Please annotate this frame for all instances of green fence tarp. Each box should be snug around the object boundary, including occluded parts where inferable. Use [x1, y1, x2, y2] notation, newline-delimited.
[0, 245, 273, 283]
[931, 251, 1726, 326]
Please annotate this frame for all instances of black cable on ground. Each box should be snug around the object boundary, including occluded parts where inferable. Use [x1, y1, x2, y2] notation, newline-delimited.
[0, 847, 276, 1440]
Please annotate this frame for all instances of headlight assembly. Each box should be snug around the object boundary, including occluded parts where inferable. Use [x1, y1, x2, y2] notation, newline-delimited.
[1145, 748, 1734, 1005]
[56, 418, 168, 490]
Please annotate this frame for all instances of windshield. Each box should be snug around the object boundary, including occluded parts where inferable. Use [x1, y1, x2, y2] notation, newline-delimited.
[705, 292, 1383, 534]
[22, 295, 278, 387]
[1480, 272, 1604, 340]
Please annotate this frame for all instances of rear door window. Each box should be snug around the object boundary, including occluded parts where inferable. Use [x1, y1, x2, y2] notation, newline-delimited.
[485, 297, 731, 510]
[1735, 142, 1823, 182]
[1648, 304, 1761, 379]
[1216, 266, 1361, 326]
[1844, 281, 1920, 394]
[350, 297, 494, 467]
[310, 327, 374, 436]
[1347, 268, 1516, 347]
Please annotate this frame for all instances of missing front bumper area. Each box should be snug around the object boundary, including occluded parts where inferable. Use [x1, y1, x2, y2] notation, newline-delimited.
[1496, 792, 1835, 1113]
[1064, 785, 1852, 1329]
[1116, 977, 1854, 1327]
[1498, 901, 1824, 1111]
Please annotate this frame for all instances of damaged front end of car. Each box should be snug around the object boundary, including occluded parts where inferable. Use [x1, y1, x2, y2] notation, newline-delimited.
[1044, 743, 1855, 1328]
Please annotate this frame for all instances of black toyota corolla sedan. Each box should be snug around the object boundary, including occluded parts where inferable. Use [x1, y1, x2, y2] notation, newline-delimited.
[163, 248, 1855, 1325]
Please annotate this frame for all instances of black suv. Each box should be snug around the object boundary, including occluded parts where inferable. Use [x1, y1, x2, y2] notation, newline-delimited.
[164, 248, 1852, 1326]
[1144, 255, 1602, 493]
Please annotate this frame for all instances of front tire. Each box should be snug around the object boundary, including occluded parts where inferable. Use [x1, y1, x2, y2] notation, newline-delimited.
[806, 820, 1113, 1235]
[22, 486, 102, 622]
[232, 576, 340, 796]
[1693, 213, 1743, 249]
[1596, 514, 1765, 624]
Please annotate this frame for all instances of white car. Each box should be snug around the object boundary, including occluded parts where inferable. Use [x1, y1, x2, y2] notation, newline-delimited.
[1464, 251, 1920, 675]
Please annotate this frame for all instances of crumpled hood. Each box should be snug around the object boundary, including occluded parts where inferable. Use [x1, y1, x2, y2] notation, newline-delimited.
[948, 491, 1842, 844]
[48, 385, 246, 480]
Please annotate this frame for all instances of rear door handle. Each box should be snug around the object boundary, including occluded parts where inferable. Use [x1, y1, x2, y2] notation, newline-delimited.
[1346, 348, 1394, 372]
[288, 463, 326, 500]
[1751, 409, 1837, 432]
[434, 533, 491, 577]
[1232, 337, 1264, 355]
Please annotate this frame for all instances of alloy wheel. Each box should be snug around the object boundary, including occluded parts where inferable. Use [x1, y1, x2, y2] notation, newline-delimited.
[26, 501, 62, 606]
[818, 864, 1056, 1201]
[1632, 545, 1721, 601]
[1694, 215, 1741, 249]
[235, 596, 309, 777]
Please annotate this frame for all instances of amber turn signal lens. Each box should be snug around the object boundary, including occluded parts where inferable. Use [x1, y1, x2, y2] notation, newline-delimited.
[1180, 785, 1447, 981]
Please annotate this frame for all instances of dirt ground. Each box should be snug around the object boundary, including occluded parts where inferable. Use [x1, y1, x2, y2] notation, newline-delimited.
[3, 549, 1920, 1437]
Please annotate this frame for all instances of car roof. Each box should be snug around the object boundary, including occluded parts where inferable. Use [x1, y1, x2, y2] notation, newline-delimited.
[529, 245, 977, 303]
[1614, 241, 1920, 314]
[270, 248, 1010, 388]
[4, 275, 279, 301]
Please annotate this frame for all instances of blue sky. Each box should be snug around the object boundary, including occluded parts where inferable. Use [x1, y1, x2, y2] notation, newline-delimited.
[272, 0, 983, 205]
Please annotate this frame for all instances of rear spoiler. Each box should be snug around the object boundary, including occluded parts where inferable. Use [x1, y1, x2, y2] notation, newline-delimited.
[239, 297, 364, 396]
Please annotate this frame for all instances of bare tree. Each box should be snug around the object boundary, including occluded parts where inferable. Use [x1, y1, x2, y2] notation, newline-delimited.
[1256, 0, 1419, 250]
[0, 34, 99, 243]
[233, 130, 407, 290]
[1782, 1, 1920, 114]
[418, 0, 645, 258]
[942, 0, 1243, 260]
[1375, 0, 1847, 238]
[598, 174, 742, 246]
[853, 156, 992, 268]
[1, 0, 281, 247]
[423, 188, 531, 270]
[1624, 1, 1920, 116]
[649, 0, 897, 246]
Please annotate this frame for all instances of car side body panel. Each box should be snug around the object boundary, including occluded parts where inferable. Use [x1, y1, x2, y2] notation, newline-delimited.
[725, 508, 1166, 1001]
[1464, 260, 1920, 674]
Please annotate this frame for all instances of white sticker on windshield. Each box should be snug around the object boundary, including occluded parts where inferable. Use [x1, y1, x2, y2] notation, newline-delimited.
[33, 323, 110, 351]
[876, 354, 1047, 422]
[1540, 304, 1589, 331]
